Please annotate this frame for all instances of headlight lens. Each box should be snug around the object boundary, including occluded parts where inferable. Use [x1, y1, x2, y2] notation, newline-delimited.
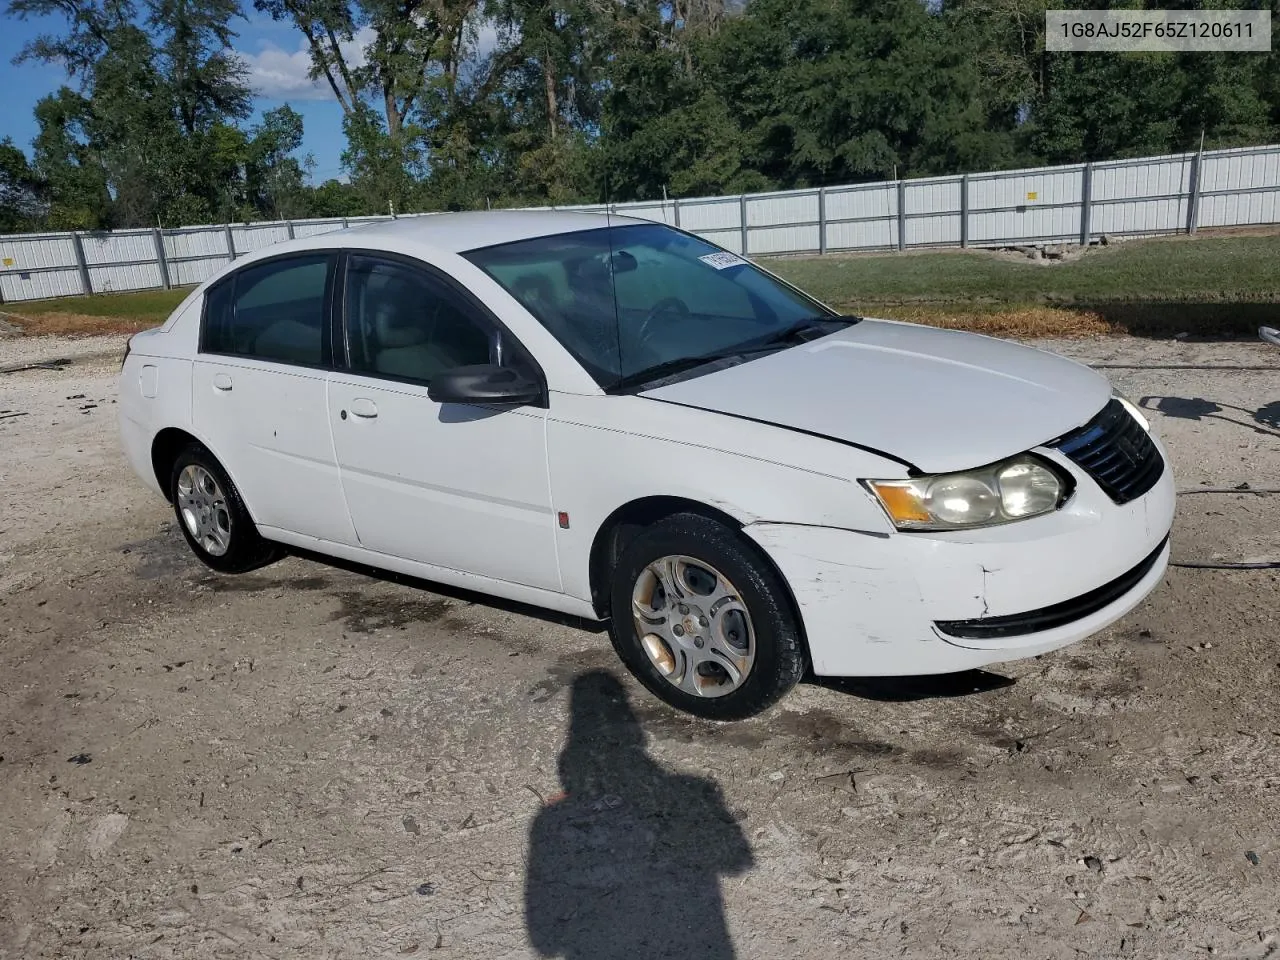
[925, 473, 1000, 525]
[996, 458, 1063, 518]
[867, 455, 1069, 531]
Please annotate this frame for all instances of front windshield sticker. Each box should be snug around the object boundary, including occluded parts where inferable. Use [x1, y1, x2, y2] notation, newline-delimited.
[698, 252, 747, 270]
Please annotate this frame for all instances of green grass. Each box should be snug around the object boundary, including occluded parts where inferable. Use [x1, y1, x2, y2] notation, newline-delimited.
[766, 233, 1280, 337]
[10, 287, 192, 322]
[5, 232, 1279, 338]
[770, 234, 1280, 307]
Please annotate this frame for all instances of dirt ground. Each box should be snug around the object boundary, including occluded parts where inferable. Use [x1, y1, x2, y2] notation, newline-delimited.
[1, 332, 1278, 960]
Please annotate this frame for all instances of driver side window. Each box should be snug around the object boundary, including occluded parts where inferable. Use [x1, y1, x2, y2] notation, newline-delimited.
[344, 255, 494, 385]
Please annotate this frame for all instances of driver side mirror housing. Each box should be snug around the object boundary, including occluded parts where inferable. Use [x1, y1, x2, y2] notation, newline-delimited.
[610, 250, 638, 273]
[427, 364, 543, 408]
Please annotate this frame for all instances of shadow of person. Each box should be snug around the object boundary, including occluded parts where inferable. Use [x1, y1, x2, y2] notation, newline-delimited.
[1140, 395, 1225, 421]
[525, 670, 752, 959]
[1139, 395, 1280, 437]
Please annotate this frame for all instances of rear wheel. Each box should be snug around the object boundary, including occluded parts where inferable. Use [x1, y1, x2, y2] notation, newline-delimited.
[607, 513, 806, 720]
[169, 443, 282, 573]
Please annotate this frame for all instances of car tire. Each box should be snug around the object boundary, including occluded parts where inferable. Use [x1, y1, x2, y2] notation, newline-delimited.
[169, 442, 282, 574]
[607, 513, 807, 720]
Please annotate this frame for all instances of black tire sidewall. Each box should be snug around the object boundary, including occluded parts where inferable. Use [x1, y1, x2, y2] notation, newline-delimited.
[169, 443, 278, 574]
[607, 514, 807, 720]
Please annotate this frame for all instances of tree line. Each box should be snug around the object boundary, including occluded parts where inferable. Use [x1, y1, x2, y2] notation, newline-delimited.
[2, 0, 1278, 233]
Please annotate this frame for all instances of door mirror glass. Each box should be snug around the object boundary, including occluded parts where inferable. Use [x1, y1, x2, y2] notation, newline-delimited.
[611, 250, 638, 273]
[426, 364, 542, 407]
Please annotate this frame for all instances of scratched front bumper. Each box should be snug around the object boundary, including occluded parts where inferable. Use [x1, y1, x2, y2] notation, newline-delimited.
[744, 439, 1175, 677]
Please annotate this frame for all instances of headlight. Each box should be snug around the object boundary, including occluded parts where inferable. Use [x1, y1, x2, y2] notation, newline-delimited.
[866, 455, 1070, 531]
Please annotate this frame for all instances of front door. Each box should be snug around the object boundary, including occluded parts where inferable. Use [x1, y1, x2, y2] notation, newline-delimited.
[326, 253, 561, 592]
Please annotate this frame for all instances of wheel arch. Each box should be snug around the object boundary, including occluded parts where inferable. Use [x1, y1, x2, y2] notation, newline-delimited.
[586, 496, 808, 650]
[151, 427, 202, 502]
[150, 427, 257, 524]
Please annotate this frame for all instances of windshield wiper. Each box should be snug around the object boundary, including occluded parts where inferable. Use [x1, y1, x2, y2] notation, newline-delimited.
[711, 314, 859, 359]
[607, 353, 737, 393]
[607, 315, 860, 394]
[771, 314, 860, 343]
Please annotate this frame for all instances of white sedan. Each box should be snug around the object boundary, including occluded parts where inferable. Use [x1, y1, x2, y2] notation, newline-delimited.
[119, 212, 1174, 719]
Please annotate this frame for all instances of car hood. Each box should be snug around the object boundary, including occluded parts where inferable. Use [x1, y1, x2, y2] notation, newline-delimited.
[640, 319, 1112, 474]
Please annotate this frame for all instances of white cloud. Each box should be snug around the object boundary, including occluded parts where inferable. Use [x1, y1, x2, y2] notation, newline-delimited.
[236, 21, 509, 103]
[237, 28, 373, 102]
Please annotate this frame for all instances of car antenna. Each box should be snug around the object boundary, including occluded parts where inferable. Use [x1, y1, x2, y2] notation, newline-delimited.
[605, 167, 625, 378]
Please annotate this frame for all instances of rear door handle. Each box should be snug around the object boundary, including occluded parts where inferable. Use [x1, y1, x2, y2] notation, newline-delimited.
[212, 373, 233, 392]
[349, 398, 378, 419]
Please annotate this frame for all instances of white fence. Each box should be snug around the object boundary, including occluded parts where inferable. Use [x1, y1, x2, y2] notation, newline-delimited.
[2, 143, 1278, 304]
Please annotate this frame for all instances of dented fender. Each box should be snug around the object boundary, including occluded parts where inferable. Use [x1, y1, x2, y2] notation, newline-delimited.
[743, 522, 943, 676]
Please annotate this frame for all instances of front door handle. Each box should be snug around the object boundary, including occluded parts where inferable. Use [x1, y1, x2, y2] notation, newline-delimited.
[349, 398, 378, 419]
[212, 373, 233, 392]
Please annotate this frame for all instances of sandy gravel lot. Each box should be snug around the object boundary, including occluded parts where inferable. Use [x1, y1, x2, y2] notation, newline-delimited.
[1, 332, 1278, 960]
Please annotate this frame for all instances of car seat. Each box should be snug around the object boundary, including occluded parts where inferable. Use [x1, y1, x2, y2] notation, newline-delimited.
[364, 266, 489, 382]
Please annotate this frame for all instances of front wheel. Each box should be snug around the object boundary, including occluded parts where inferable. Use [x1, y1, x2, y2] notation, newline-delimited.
[169, 443, 282, 574]
[607, 513, 807, 720]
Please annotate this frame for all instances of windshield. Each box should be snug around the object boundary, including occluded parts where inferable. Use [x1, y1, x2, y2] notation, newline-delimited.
[463, 223, 842, 391]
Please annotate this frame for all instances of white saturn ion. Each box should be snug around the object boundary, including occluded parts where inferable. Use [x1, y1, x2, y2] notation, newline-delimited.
[119, 212, 1174, 719]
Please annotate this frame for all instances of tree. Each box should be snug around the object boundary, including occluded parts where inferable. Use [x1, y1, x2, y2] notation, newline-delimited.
[8, 0, 1280, 228]
[308, 177, 366, 216]
[31, 89, 112, 229]
[253, 0, 479, 138]
[246, 106, 315, 218]
[341, 102, 423, 213]
[0, 138, 47, 232]
[149, 0, 252, 134]
[8, 0, 135, 79]
[8, 0, 262, 227]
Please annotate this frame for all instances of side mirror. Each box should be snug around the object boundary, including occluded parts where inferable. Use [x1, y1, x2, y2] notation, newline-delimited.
[611, 250, 638, 273]
[427, 364, 542, 407]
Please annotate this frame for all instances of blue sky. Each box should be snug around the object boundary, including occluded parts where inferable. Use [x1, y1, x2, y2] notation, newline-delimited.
[0, 12, 351, 181]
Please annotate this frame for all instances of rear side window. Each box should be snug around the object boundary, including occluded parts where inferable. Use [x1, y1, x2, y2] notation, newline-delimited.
[201, 254, 332, 367]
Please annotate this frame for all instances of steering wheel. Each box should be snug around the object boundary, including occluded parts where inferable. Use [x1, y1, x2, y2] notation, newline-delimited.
[635, 296, 692, 352]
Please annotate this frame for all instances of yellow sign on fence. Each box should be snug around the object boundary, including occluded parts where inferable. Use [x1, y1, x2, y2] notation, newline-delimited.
[1026, 191, 1038, 201]
[2, 258, 13, 267]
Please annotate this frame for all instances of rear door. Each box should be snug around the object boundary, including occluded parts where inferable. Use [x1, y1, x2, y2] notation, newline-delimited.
[326, 252, 561, 591]
[192, 252, 357, 545]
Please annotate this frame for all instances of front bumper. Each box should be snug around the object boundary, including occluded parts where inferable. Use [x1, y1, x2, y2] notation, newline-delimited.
[745, 438, 1176, 677]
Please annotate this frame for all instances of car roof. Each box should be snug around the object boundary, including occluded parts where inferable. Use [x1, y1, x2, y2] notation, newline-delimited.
[341, 209, 651, 254]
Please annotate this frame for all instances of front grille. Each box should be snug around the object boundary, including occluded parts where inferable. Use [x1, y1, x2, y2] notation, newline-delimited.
[935, 535, 1169, 640]
[1050, 399, 1164, 504]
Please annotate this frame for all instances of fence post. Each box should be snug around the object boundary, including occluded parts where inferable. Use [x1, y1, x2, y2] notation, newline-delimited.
[286, 220, 295, 240]
[672, 198, 681, 229]
[224, 224, 236, 261]
[71, 232, 92, 295]
[1187, 149, 1203, 235]
[960, 175, 969, 248]
[341, 217, 349, 229]
[152, 228, 171, 289]
[739, 195, 749, 255]
[896, 180, 906, 251]
[818, 188, 827, 255]
[1080, 163, 1094, 246]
